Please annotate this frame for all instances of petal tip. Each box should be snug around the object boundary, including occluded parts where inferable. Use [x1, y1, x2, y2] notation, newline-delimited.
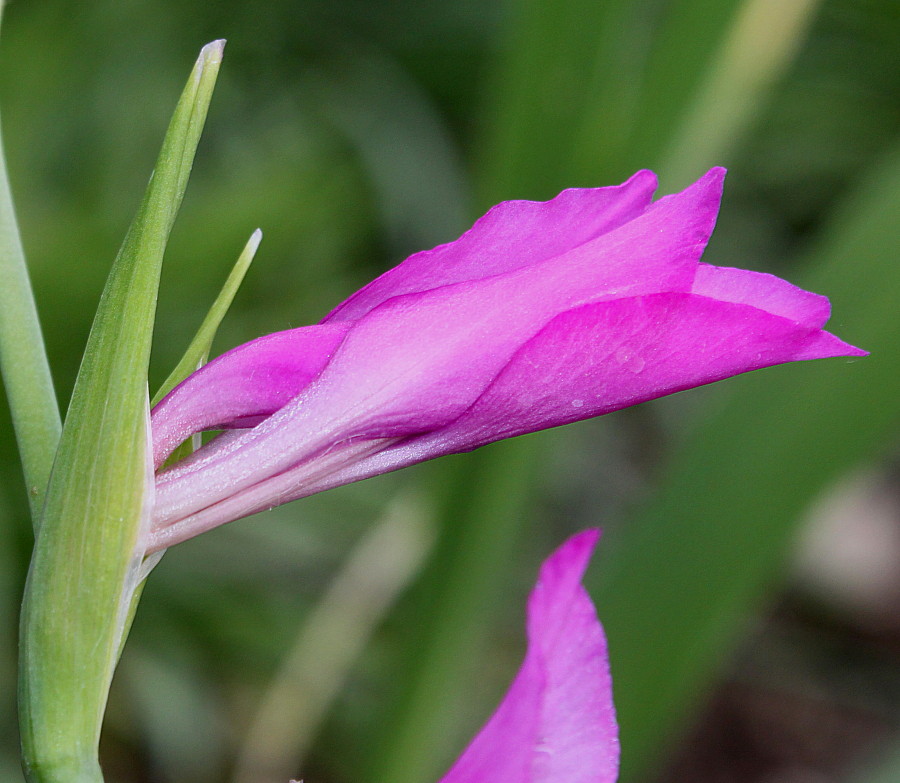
[626, 168, 659, 191]
[537, 528, 601, 592]
[567, 527, 602, 555]
[835, 341, 868, 359]
[799, 331, 868, 362]
[699, 165, 727, 196]
[557, 527, 601, 560]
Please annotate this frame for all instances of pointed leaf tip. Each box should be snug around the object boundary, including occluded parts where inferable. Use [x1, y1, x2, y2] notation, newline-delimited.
[19, 39, 228, 776]
[200, 39, 226, 65]
[151, 229, 263, 408]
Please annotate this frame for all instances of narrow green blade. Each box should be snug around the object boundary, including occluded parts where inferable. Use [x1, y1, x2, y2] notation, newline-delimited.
[110, 230, 261, 658]
[478, 0, 752, 199]
[18, 41, 223, 783]
[476, 0, 636, 200]
[153, 228, 261, 406]
[0, 5, 61, 522]
[367, 444, 539, 783]
[615, 0, 746, 177]
[659, 0, 824, 190]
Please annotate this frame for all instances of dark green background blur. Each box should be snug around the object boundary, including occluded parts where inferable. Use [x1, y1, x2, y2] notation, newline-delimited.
[1, 1, 898, 781]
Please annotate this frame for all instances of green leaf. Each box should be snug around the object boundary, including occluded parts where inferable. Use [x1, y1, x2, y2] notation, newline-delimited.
[0, 5, 61, 522]
[477, 0, 752, 200]
[476, 0, 638, 200]
[658, 0, 824, 191]
[153, 228, 261, 407]
[18, 41, 223, 783]
[593, 140, 900, 782]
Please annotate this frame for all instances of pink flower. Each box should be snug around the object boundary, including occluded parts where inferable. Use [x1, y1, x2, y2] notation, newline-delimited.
[437, 530, 617, 783]
[147, 168, 863, 552]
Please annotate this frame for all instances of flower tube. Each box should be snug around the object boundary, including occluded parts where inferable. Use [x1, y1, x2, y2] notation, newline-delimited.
[148, 168, 863, 552]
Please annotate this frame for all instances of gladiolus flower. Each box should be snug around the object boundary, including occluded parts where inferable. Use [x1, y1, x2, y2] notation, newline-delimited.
[436, 529, 617, 783]
[148, 167, 863, 552]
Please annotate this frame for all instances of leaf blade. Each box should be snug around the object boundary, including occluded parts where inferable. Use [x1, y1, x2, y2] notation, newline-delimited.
[18, 41, 224, 783]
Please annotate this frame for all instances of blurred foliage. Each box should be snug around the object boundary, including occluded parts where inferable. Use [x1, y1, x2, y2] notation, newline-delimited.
[596, 139, 900, 779]
[0, 1, 898, 782]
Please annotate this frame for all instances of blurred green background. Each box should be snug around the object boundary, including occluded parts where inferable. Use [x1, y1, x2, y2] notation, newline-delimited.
[1, 0, 899, 781]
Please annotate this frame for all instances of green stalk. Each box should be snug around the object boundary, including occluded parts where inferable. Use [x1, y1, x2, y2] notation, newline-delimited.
[18, 42, 223, 783]
[659, 0, 823, 190]
[0, 4, 61, 522]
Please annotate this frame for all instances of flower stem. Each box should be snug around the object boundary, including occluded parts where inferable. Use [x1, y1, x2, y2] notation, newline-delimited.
[22, 756, 104, 783]
[0, 5, 61, 524]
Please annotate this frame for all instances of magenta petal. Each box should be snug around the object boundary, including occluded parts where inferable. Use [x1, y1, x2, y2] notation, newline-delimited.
[692, 264, 833, 328]
[150, 323, 350, 467]
[292, 290, 863, 492]
[324, 170, 659, 322]
[425, 291, 864, 453]
[150, 167, 728, 538]
[266, 168, 726, 441]
[148, 167, 864, 548]
[438, 530, 617, 783]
